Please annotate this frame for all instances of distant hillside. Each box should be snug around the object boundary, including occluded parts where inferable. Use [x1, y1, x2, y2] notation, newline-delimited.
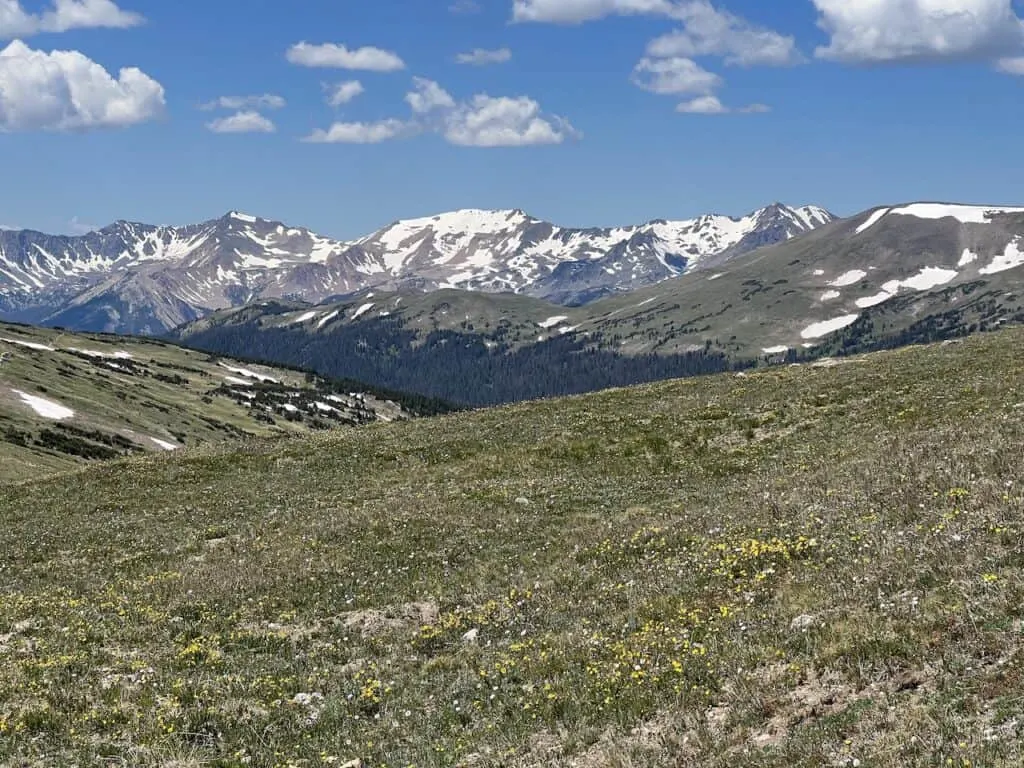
[170, 202, 1024, 405]
[3, 327, 1024, 765]
[0, 322, 453, 481]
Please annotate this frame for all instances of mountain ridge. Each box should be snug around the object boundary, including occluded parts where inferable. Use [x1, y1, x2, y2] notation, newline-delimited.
[0, 202, 834, 333]
[170, 200, 1024, 406]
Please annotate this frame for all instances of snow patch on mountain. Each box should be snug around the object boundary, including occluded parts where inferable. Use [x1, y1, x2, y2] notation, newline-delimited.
[900, 267, 959, 291]
[219, 364, 279, 383]
[12, 389, 74, 420]
[887, 203, 1024, 226]
[67, 347, 133, 359]
[980, 239, 1024, 275]
[958, 249, 979, 267]
[801, 314, 860, 340]
[853, 267, 959, 309]
[538, 315, 569, 329]
[316, 310, 340, 328]
[856, 208, 890, 234]
[1, 337, 56, 351]
[352, 303, 375, 319]
[829, 270, 867, 287]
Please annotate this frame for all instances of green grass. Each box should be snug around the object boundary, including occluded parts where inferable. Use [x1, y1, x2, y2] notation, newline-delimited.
[3, 328, 1024, 766]
[0, 323, 411, 482]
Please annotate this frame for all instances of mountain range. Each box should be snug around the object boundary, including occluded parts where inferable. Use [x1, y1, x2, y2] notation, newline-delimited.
[0, 203, 833, 334]
[171, 202, 1024, 405]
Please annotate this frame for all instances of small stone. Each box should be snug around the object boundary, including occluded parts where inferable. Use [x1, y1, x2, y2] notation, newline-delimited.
[790, 614, 817, 632]
[462, 628, 480, 643]
[340, 760, 364, 768]
[515, 497, 531, 506]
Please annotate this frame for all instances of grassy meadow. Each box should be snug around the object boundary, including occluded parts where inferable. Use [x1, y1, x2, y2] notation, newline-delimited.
[2, 329, 1024, 766]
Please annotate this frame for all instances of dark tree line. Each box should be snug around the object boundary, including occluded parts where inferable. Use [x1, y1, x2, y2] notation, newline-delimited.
[176, 320, 744, 407]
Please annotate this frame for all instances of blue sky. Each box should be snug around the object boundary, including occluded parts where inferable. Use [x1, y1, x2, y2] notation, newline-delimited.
[1, 0, 1024, 239]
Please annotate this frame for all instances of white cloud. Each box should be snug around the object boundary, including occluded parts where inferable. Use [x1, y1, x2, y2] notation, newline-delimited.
[812, 0, 1024, 63]
[514, 1, 786, 112]
[0, 39, 164, 132]
[512, 0, 674, 23]
[456, 47, 512, 65]
[306, 78, 578, 148]
[0, 0, 142, 38]
[646, 1, 800, 66]
[303, 119, 412, 144]
[675, 94, 727, 113]
[324, 80, 364, 106]
[200, 93, 285, 111]
[997, 56, 1024, 73]
[631, 55, 721, 94]
[207, 110, 275, 134]
[675, 95, 770, 114]
[286, 42, 405, 71]
[443, 94, 579, 147]
[405, 76, 456, 114]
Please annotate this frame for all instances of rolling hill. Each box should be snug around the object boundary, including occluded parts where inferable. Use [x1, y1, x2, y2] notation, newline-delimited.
[2, 327, 1023, 766]
[0, 322, 450, 482]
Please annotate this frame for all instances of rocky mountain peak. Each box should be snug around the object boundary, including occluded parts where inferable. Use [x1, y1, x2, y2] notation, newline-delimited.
[0, 201, 836, 333]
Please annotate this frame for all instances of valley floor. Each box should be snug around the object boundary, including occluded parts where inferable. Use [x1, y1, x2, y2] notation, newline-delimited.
[2, 329, 1024, 766]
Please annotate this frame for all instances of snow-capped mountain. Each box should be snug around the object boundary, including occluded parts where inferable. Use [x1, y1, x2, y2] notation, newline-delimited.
[0, 203, 834, 334]
[351, 203, 834, 304]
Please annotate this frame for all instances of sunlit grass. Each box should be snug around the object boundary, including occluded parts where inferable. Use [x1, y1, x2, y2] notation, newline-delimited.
[2, 329, 1024, 766]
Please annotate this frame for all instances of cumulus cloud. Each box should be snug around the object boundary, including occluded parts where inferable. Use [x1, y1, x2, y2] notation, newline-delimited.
[0, 39, 164, 132]
[646, 1, 801, 66]
[0, 0, 142, 38]
[675, 95, 769, 114]
[303, 119, 412, 144]
[403, 78, 578, 146]
[324, 80, 364, 106]
[305, 77, 579, 147]
[456, 47, 512, 65]
[675, 95, 727, 113]
[512, 0, 674, 23]
[200, 93, 285, 111]
[997, 56, 1024, 73]
[405, 76, 456, 114]
[514, 1, 784, 113]
[286, 42, 405, 71]
[812, 0, 1024, 63]
[631, 55, 721, 94]
[207, 110, 275, 134]
[444, 94, 579, 146]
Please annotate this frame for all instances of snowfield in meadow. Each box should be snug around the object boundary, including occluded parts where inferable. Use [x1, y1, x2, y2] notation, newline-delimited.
[801, 315, 860, 340]
[11, 389, 75, 420]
